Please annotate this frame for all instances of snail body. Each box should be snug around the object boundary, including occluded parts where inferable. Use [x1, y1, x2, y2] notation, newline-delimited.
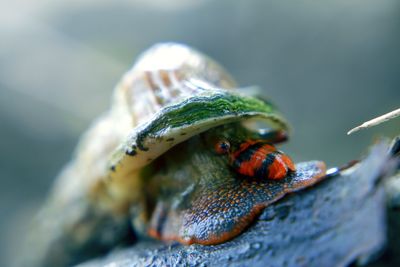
[26, 43, 326, 267]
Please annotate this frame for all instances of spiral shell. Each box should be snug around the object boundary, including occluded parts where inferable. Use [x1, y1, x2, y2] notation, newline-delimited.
[50, 43, 288, 208]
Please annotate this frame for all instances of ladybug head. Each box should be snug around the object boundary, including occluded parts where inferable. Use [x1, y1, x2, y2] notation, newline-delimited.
[214, 139, 231, 155]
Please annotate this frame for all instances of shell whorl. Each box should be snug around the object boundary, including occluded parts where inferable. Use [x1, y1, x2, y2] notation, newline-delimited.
[115, 43, 237, 127]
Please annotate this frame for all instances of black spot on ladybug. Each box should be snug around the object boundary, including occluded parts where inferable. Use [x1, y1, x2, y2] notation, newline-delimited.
[110, 165, 116, 172]
[232, 143, 264, 169]
[166, 138, 174, 142]
[254, 153, 275, 178]
[180, 132, 187, 136]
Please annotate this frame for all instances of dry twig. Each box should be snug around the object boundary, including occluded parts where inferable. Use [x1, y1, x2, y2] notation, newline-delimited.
[348, 108, 400, 135]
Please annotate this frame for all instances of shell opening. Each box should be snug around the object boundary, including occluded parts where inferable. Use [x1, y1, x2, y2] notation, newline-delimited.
[241, 118, 288, 143]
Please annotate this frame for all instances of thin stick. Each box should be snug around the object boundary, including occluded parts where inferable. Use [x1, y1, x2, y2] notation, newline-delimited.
[347, 108, 400, 135]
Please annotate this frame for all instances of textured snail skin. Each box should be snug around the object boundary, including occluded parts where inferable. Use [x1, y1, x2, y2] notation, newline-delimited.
[143, 125, 326, 245]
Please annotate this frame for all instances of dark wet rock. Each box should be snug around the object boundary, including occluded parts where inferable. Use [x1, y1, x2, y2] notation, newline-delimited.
[369, 171, 400, 267]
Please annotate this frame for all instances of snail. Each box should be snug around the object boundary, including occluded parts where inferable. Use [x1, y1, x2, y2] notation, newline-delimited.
[25, 43, 327, 267]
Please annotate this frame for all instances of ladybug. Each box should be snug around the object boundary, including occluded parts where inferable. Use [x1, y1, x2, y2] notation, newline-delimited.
[215, 139, 296, 180]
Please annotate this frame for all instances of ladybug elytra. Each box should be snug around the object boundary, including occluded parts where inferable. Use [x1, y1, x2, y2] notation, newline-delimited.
[216, 140, 295, 180]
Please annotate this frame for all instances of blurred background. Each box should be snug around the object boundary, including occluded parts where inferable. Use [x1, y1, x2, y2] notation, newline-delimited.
[0, 0, 399, 266]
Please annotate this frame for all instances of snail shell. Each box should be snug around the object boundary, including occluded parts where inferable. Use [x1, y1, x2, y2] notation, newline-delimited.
[52, 43, 289, 207]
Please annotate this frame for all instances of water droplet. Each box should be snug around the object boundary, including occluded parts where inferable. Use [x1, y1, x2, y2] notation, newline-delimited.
[251, 242, 261, 250]
[237, 242, 251, 254]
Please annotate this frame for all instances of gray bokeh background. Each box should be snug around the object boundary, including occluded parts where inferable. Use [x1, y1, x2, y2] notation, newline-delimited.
[0, 0, 399, 265]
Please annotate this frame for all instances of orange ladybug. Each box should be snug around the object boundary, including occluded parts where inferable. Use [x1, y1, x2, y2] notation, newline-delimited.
[215, 140, 296, 180]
